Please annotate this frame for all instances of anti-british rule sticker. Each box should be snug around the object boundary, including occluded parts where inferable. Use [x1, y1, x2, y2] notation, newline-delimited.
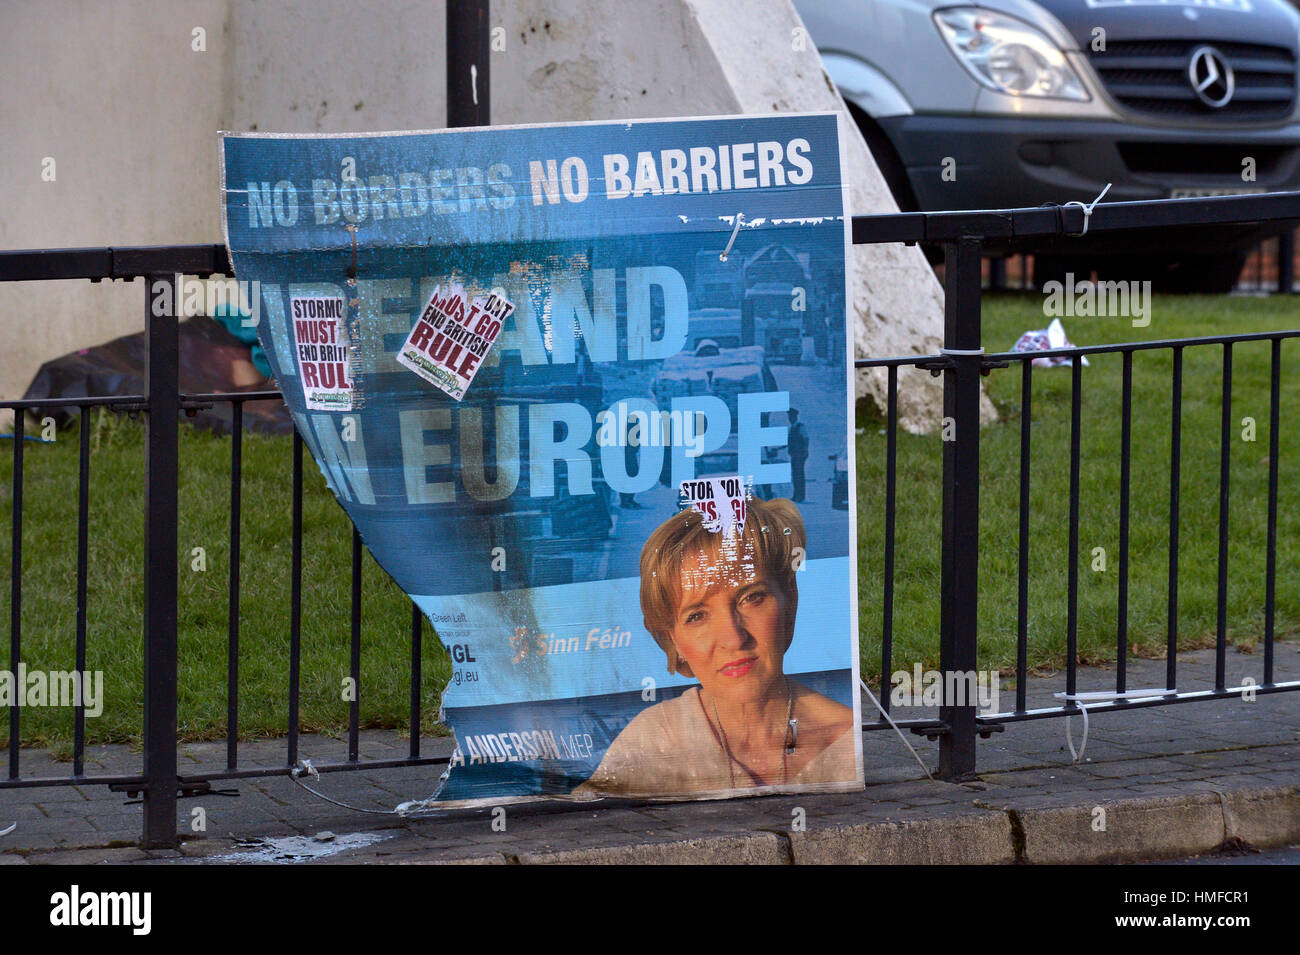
[290, 295, 353, 411]
[397, 283, 513, 401]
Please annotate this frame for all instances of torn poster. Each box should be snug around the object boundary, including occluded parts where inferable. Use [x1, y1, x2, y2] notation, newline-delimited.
[219, 113, 861, 806]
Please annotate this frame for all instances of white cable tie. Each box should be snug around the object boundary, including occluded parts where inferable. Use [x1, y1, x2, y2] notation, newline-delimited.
[859, 678, 935, 782]
[1064, 706, 1090, 763]
[0, 822, 15, 837]
[1054, 687, 1173, 703]
[719, 213, 745, 262]
[1053, 686, 1172, 763]
[1063, 182, 1112, 237]
[940, 347, 984, 356]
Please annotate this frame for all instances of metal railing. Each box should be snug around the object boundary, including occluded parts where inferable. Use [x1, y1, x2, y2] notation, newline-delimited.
[853, 192, 1300, 777]
[2, 191, 1299, 846]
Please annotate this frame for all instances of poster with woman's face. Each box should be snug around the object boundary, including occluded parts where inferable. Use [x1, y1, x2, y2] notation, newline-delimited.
[221, 113, 862, 805]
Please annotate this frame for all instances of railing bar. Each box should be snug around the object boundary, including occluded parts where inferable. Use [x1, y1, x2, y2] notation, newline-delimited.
[1264, 338, 1281, 686]
[1117, 351, 1133, 695]
[0, 395, 148, 411]
[1066, 357, 1082, 698]
[985, 679, 1300, 723]
[1215, 343, 1233, 692]
[850, 329, 1300, 371]
[73, 408, 90, 775]
[982, 328, 1300, 361]
[409, 601, 422, 759]
[880, 365, 898, 711]
[1016, 360, 1032, 713]
[0, 773, 149, 790]
[226, 400, 243, 771]
[349, 526, 362, 763]
[1167, 347, 1183, 691]
[8, 412, 23, 779]
[287, 431, 303, 767]
[179, 756, 451, 784]
[180, 390, 282, 402]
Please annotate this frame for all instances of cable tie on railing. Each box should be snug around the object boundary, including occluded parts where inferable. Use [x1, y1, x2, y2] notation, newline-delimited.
[859, 678, 935, 781]
[1052, 686, 1173, 763]
[1062, 182, 1112, 238]
[940, 347, 984, 356]
[1065, 705, 1089, 763]
[0, 822, 15, 837]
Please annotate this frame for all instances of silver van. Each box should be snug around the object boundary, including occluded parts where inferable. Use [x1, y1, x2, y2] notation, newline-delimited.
[796, 0, 1300, 289]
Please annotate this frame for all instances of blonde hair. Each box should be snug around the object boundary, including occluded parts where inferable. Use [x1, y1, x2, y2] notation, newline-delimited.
[639, 497, 805, 678]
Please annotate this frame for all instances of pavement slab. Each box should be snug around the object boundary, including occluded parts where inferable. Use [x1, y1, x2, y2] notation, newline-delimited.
[0, 644, 1296, 864]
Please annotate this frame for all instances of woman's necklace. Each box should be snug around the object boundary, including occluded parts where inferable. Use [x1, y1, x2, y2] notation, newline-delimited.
[706, 678, 795, 788]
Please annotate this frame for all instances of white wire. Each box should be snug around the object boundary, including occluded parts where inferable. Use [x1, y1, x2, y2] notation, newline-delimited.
[288, 758, 400, 816]
[719, 213, 745, 262]
[859, 678, 935, 781]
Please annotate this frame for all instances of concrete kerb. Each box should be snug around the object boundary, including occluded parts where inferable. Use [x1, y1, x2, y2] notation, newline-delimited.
[513, 832, 791, 866]
[1003, 785, 1300, 865]
[788, 810, 1016, 865]
[1221, 786, 1300, 850]
[6, 784, 1297, 865]
[428, 785, 1300, 865]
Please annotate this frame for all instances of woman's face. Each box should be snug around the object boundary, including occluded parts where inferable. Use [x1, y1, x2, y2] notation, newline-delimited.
[669, 546, 792, 702]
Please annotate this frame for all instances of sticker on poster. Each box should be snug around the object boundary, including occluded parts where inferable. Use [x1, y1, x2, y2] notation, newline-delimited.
[290, 296, 353, 411]
[397, 283, 513, 401]
[679, 475, 752, 537]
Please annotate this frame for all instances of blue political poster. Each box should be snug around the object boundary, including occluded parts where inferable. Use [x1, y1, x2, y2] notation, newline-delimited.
[220, 113, 861, 806]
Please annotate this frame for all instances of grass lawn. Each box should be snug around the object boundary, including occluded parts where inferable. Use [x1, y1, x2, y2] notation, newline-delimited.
[0, 407, 452, 754]
[856, 292, 1300, 688]
[2, 292, 1298, 751]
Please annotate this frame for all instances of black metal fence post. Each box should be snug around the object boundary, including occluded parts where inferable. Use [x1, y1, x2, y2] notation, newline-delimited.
[446, 0, 490, 128]
[142, 273, 180, 848]
[938, 236, 983, 780]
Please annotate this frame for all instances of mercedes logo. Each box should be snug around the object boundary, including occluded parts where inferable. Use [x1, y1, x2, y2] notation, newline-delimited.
[1187, 46, 1235, 108]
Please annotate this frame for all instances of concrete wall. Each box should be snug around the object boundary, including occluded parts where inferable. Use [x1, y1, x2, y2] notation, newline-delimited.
[1, 0, 948, 429]
[0, 1, 230, 414]
[0, 0, 449, 418]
